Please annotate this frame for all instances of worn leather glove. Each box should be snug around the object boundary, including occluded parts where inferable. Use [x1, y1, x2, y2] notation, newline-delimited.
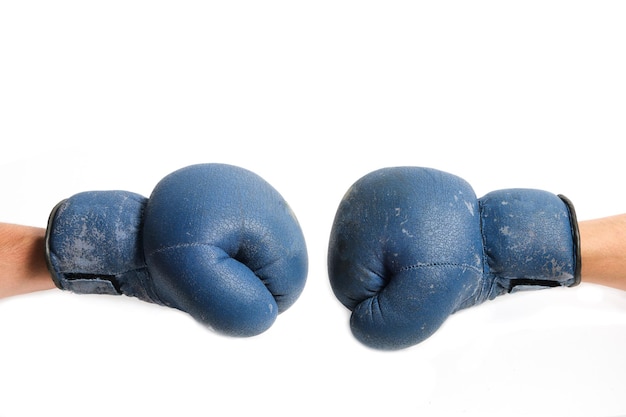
[46, 163, 308, 337]
[328, 166, 580, 350]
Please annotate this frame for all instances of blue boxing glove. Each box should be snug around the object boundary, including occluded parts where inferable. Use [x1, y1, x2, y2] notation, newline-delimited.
[328, 167, 580, 350]
[46, 163, 308, 337]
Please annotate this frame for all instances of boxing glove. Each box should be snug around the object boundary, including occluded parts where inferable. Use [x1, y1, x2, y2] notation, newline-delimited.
[328, 167, 580, 350]
[46, 163, 308, 337]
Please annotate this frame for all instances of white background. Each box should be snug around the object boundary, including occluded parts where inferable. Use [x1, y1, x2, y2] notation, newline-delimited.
[1, 1, 625, 416]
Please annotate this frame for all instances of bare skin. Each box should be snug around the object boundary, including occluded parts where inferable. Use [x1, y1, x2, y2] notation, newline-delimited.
[0, 215, 625, 299]
[578, 214, 626, 291]
[0, 223, 55, 298]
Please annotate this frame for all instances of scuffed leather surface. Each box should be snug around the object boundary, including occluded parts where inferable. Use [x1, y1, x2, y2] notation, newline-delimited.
[143, 164, 308, 336]
[328, 166, 577, 350]
[46, 163, 308, 337]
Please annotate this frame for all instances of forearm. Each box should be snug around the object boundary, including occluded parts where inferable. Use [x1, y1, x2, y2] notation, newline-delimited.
[0, 223, 56, 298]
[579, 214, 626, 291]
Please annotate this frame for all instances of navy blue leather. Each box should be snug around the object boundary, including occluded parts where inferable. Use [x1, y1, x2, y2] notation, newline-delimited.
[46, 163, 308, 337]
[328, 167, 579, 350]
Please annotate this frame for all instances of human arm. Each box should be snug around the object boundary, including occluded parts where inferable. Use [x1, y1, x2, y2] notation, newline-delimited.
[579, 214, 626, 291]
[0, 223, 55, 299]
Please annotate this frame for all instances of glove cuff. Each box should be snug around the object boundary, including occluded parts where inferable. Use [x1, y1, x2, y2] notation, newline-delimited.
[45, 199, 129, 295]
[45, 199, 118, 295]
[480, 189, 580, 294]
[558, 194, 582, 287]
[45, 191, 163, 304]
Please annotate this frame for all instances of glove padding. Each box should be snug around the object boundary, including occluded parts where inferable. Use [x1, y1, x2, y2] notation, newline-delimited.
[46, 163, 308, 337]
[328, 167, 580, 350]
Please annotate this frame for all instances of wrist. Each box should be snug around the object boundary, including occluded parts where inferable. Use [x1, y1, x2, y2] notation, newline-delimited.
[0, 223, 55, 298]
[580, 215, 626, 290]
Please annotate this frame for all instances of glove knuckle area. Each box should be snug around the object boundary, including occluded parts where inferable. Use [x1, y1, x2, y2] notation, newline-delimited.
[142, 163, 308, 333]
[328, 166, 482, 345]
[251, 250, 307, 313]
[349, 266, 480, 350]
[147, 244, 278, 337]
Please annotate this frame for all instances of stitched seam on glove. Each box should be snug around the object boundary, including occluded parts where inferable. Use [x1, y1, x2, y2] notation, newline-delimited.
[399, 263, 481, 273]
[146, 242, 228, 257]
[146, 243, 282, 273]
